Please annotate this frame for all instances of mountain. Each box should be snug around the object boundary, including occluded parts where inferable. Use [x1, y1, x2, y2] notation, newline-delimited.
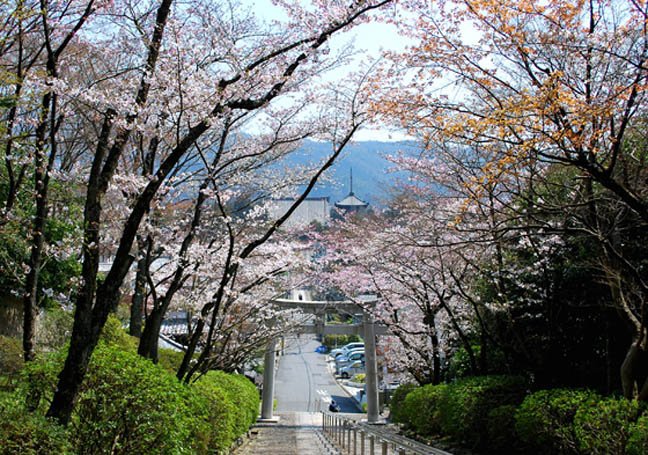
[282, 139, 417, 205]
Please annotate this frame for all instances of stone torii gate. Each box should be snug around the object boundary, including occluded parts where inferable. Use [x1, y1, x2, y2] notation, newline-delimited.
[259, 297, 388, 423]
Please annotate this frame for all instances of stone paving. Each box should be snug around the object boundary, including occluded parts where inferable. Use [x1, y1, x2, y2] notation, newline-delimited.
[234, 411, 338, 455]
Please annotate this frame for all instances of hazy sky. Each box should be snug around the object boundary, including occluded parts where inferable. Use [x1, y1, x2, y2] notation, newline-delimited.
[245, 0, 411, 141]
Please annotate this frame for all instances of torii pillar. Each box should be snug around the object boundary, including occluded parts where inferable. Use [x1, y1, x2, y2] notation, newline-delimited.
[363, 311, 380, 423]
[259, 336, 279, 422]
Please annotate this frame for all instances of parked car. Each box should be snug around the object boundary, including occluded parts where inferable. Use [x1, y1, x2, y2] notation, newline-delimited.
[335, 350, 365, 372]
[330, 342, 364, 358]
[334, 348, 364, 367]
[339, 360, 365, 379]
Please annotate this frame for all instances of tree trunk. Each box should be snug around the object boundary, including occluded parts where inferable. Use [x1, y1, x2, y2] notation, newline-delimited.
[621, 341, 648, 401]
[138, 307, 165, 363]
[129, 255, 147, 338]
[176, 319, 204, 380]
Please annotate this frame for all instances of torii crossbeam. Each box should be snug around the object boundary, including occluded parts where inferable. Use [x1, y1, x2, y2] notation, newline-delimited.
[259, 297, 385, 423]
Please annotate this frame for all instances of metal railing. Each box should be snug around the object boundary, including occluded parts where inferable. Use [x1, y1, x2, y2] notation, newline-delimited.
[321, 412, 453, 455]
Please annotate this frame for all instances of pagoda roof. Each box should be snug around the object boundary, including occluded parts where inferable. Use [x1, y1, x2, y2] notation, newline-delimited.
[335, 192, 369, 208]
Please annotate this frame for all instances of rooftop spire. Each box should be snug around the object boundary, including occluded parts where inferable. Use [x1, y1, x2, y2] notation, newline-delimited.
[349, 168, 354, 195]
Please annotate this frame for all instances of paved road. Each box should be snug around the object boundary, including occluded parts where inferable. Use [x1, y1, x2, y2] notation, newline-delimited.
[234, 335, 358, 454]
[275, 335, 361, 414]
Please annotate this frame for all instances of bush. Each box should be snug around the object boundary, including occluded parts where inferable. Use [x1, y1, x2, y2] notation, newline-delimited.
[0, 393, 72, 455]
[191, 372, 238, 453]
[487, 405, 521, 453]
[19, 333, 260, 455]
[322, 334, 362, 350]
[22, 344, 200, 455]
[0, 335, 23, 389]
[515, 388, 600, 455]
[438, 376, 528, 449]
[197, 370, 260, 439]
[627, 413, 648, 455]
[70, 345, 199, 455]
[404, 383, 448, 436]
[389, 382, 417, 424]
[574, 397, 643, 455]
[99, 315, 138, 352]
[158, 348, 186, 373]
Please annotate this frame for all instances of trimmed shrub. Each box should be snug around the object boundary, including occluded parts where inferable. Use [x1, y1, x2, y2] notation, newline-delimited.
[437, 376, 528, 449]
[574, 397, 643, 454]
[70, 345, 199, 455]
[404, 383, 448, 436]
[158, 348, 186, 374]
[21, 344, 201, 455]
[99, 315, 138, 352]
[389, 382, 417, 424]
[197, 370, 260, 439]
[627, 413, 648, 455]
[515, 388, 600, 455]
[192, 373, 238, 453]
[0, 393, 72, 455]
[487, 404, 521, 453]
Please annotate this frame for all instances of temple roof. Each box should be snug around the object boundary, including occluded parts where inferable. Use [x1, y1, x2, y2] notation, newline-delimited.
[335, 192, 369, 208]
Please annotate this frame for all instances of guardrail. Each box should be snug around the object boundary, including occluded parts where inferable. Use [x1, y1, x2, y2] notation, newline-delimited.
[321, 412, 453, 455]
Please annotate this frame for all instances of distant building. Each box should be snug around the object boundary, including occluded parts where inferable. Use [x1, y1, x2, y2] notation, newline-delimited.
[269, 197, 330, 228]
[334, 169, 369, 215]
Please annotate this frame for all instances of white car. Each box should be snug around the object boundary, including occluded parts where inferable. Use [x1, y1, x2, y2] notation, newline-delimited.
[339, 360, 365, 379]
[330, 342, 364, 358]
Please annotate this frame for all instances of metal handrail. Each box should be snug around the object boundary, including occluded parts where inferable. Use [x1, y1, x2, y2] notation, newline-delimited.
[321, 411, 453, 455]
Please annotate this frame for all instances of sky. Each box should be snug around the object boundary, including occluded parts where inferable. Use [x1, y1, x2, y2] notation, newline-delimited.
[245, 0, 412, 141]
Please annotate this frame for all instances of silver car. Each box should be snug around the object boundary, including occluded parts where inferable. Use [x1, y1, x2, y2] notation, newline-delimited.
[339, 360, 365, 379]
[330, 342, 364, 358]
[335, 350, 365, 372]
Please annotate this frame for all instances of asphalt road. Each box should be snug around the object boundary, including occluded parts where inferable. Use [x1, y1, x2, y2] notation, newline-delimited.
[275, 335, 361, 414]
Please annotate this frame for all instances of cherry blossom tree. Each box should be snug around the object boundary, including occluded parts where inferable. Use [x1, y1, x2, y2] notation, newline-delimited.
[373, 0, 648, 399]
[0, 0, 397, 424]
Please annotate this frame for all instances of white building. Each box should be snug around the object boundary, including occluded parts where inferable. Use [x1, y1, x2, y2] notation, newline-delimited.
[269, 197, 330, 228]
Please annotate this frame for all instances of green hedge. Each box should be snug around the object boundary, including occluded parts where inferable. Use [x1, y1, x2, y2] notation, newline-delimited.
[407, 383, 449, 436]
[627, 414, 648, 455]
[389, 382, 417, 424]
[70, 345, 200, 455]
[322, 334, 362, 350]
[515, 388, 599, 455]
[437, 376, 527, 449]
[392, 376, 527, 449]
[198, 370, 260, 438]
[10, 325, 260, 455]
[0, 393, 72, 455]
[574, 397, 643, 455]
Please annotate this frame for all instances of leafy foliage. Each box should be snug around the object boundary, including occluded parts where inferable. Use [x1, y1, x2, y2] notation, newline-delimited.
[437, 376, 528, 449]
[515, 389, 600, 455]
[70, 345, 199, 455]
[389, 382, 417, 424]
[573, 397, 644, 455]
[403, 382, 448, 436]
[0, 393, 72, 455]
[18, 332, 259, 454]
[197, 370, 260, 438]
[487, 405, 521, 453]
